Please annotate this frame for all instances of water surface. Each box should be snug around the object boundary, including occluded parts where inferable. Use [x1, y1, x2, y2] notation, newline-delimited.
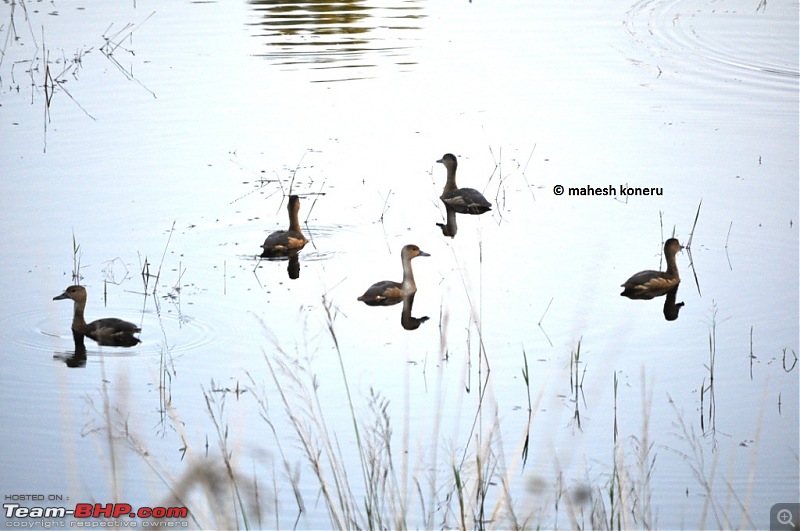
[0, 0, 797, 528]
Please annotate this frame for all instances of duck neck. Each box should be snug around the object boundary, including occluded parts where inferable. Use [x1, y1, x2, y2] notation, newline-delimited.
[72, 299, 88, 332]
[400, 257, 417, 294]
[442, 166, 458, 196]
[664, 252, 680, 279]
[288, 206, 304, 236]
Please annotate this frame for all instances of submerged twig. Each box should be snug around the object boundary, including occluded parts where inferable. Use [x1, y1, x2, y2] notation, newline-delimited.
[537, 297, 554, 347]
[683, 200, 703, 296]
[520, 143, 538, 202]
[100, 11, 157, 98]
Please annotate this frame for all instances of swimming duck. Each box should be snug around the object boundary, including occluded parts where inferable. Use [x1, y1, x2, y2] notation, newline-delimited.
[358, 244, 430, 306]
[261, 195, 308, 257]
[53, 285, 141, 347]
[620, 238, 683, 300]
[436, 153, 492, 215]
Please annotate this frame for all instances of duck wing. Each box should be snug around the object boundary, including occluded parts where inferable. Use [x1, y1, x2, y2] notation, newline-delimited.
[262, 230, 307, 254]
[620, 271, 679, 299]
[85, 318, 142, 347]
[357, 281, 404, 306]
[442, 188, 492, 215]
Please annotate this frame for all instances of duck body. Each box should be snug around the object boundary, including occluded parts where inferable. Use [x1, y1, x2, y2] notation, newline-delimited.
[358, 244, 429, 306]
[620, 238, 682, 300]
[261, 195, 308, 256]
[54, 285, 141, 347]
[437, 153, 492, 215]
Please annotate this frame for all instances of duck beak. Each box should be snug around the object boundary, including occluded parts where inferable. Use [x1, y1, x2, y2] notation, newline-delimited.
[419, 250, 431, 257]
[53, 291, 69, 300]
[436, 158, 444, 164]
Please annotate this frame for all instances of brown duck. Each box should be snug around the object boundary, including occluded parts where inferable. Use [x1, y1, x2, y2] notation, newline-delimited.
[620, 238, 683, 300]
[261, 195, 308, 256]
[436, 153, 492, 215]
[54, 285, 141, 347]
[358, 244, 430, 306]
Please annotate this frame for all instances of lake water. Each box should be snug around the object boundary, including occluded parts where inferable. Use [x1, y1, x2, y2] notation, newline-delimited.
[1, 0, 797, 529]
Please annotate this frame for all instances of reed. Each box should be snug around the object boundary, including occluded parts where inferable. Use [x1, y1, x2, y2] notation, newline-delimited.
[701, 302, 721, 437]
[76, 313, 757, 530]
[685, 200, 703, 295]
[138, 220, 177, 295]
[201, 381, 255, 529]
[71, 231, 83, 283]
[520, 348, 533, 468]
[665, 396, 758, 529]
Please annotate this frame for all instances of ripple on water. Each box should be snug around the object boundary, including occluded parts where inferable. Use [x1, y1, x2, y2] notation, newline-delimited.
[240, 222, 355, 263]
[10, 302, 227, 361]
[623, 0, 799, 96]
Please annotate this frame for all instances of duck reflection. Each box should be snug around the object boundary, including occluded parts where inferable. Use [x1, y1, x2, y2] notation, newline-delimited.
[436, 204, 458, 238]
[662, 285, 685, 321]
[53, 330, 88, 368]
[358, 288, 429, 330]
[400, 293, 429, 330]
[259, 248, 303, 280]
[53, 285, 141, 347]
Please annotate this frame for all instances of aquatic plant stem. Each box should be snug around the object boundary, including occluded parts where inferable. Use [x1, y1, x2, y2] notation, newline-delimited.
[322, 295, 375, 528]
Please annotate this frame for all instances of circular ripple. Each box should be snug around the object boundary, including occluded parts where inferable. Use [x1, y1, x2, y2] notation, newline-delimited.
[9, 300, 226, 359]
[624, 0, 798, 94]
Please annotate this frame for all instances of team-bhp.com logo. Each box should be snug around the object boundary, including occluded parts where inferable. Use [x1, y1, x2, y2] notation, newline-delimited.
[4, 502, 188, 525]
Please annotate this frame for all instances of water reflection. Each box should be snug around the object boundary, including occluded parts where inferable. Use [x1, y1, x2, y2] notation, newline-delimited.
[257, 249, 303, 279]
[53, 330, 88, 369]
[436, 204, 458, 238]
[662, 285, 684, 322]
[400, 292, 428, 330]
[359, 292, 428, 330]
[247, 0, 425, 81]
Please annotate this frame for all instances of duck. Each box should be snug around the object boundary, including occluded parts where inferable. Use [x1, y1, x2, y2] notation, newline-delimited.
[436, 153, 492, 215]
[358, 244, 430, 306]
[53, 285, 141, 347]
[620, 238, 683, 300]
[261, 195, 308, 257]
